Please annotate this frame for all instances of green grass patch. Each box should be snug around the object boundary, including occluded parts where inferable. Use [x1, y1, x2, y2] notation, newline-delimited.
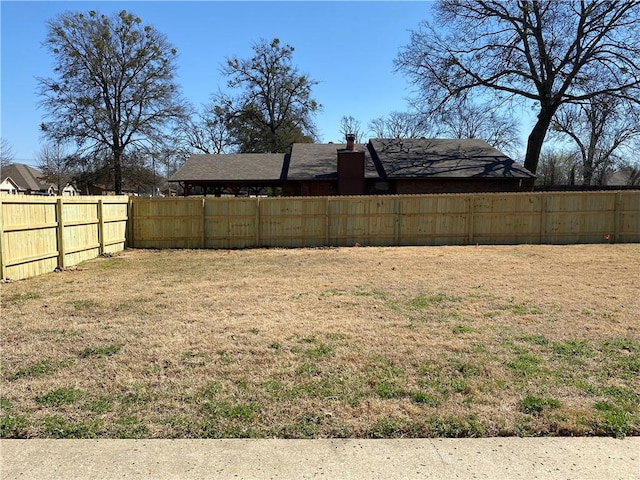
[592, 402, 637, 438]
[408, 293, 458, 309]
[0, 414, 29, 438]
[410, 392, 440, 406]
[111, 415, 148, 438]
[9, 359, 74, 381]
[203, 401, 259, 422]
[82, 399, 113, 414]
[304, 343, 333, 359]
[42, 415, 102, 439]
[452, 325, 474, 334]
[4, 292, 41, 305]
[506, 353, 544, 377]
[36, 387, 85, 406]
[510, 303, 542, 315]
[71, 299, 99, 310]
[552, 339, 594, 357]
[375, 379, 406, 399]
[519, 395, 561, 415]
[79, 344, 123, 358]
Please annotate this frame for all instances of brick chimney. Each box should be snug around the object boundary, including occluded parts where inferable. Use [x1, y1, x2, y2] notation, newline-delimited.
[337, 133, 365, 195]
[346, 133, 356, 151]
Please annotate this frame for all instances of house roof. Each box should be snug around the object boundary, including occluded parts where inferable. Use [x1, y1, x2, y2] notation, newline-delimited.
[168, 139, 535, 188]
[169, 153, 288, 182]
[368, 138, 535, 179]
[287, 143, 380, 180]
[0, 163, 49, 191]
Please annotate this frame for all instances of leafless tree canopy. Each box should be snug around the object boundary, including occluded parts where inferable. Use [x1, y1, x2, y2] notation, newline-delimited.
[395, 1, 640, 180]
[0, 138, 15, 167]
[339, 116, 365, 143]
[552, 95, 640, 185]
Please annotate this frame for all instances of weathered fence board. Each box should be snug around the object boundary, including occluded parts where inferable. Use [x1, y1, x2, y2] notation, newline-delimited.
[128, 191, 640, 250]
[0, 196, 128, 280]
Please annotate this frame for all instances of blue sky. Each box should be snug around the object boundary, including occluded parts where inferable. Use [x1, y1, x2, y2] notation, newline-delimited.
[1, 0, 434, 165]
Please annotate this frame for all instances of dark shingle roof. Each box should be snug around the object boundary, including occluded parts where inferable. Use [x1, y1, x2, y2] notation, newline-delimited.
[287, 143, 381, 180]
[369, 138, 535, 179]
[169, 154, 288, 182]
[0, 163, 49, 191]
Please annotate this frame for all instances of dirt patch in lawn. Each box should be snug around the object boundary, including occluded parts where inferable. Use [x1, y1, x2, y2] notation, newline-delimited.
[1, 244, 639, 438]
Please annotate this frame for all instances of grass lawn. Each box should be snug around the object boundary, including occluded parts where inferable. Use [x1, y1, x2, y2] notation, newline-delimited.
[1, 244, 639, 439]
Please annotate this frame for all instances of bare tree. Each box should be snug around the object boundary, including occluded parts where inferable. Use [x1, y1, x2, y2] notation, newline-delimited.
[37, 142, 75, 193]
[552, 94, 640, 185]
[339, 116, 365, 143]
[368, 111, 434, 139]
[38, 10, 187, 194]
[536, 149, 580, 186]
[395, 1, 640, 185]
[177, 103, 235, 155]
[436, 100, 522, 158]
[1, 138, 15, 168]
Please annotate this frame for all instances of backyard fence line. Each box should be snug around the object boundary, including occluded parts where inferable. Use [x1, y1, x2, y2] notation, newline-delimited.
[0, 195, 129, 280]
[129, 191, 639, 250]
[2, 191, 638, 281]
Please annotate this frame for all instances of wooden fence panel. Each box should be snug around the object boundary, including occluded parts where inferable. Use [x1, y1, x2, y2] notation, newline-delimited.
[619, 192, 640, 242]
[131, 197, 203, 249]
[0, 195, 128, 280]
[472, 194, 542, 244]
[3, 192, 636, 280]
[398, 195, 469, 245]
[126, 191, 640, 251]
[261, 197, 327, 247]
[204, 198, 257, 249]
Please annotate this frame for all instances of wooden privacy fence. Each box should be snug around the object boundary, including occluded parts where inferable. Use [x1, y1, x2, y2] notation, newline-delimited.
[0, 196, 128, 280]
[130, 191, 639, 249]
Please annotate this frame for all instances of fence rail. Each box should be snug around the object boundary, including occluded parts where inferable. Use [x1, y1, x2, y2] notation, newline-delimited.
[129, 191, 640, 249]
[0, 196, 129, 280]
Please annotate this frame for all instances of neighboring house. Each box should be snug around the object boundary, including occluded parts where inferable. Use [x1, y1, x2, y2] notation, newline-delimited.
[0, 176, 20, 195]
[0, 163, 78, 195]
[169, 138, 536, 196]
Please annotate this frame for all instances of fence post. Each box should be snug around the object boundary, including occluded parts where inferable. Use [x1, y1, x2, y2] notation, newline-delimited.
[539, 194, 547, 244]
[201, 198, 206, 249]
[614, 191, 622, 243]
[467, 196, 475, 245]
[127, 197, 134, 248]
[0, 198, 5, 280]
[56, 197, 66, 269]
[325, 197, 330, 246]
[256, 197, 261, 247]
[98, 199, 105, 255]
[394, 196, 401, 246]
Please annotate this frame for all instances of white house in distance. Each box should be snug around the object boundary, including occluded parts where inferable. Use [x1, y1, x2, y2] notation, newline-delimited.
[0, 163, 78, 196]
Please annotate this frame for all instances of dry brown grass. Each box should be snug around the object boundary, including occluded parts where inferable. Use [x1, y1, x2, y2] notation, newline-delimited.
[1, 245, 639, 438]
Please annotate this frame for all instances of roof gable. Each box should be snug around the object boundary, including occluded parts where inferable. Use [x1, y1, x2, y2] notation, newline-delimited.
[1, 163, 50, 190]
[287, 143, 380, 180]
[369, 138, 535, 179]
[169, 153, 288, 182]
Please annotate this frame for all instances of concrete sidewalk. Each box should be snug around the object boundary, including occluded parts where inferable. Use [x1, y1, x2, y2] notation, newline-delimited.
[1, 438, 638, 479]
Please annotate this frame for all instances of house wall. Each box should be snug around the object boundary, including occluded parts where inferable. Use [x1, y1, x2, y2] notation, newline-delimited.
[0, 178, 20, 195]
[283, 180, 335, 197]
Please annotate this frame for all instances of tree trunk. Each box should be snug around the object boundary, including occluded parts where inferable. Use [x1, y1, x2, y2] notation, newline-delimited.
[522, 108, 556, 190]
[114, 150, 123, 195]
